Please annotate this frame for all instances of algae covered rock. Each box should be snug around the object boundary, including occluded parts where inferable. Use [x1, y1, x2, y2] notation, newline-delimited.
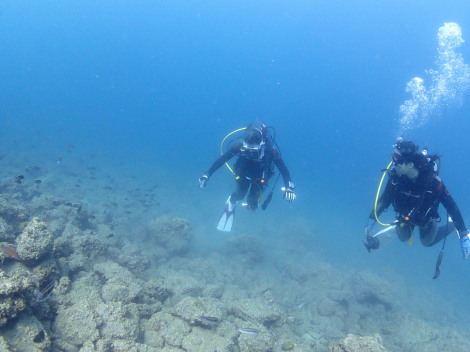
[0, 336, 12, 352]
[15, 218, 53, 263]
[231, 298, 281, 327]
[173, 296, 223, 328]
[142, 279, 172, 303]
[281, 340, 295, 350]
[238, 330, 274, 352]
[0, 292, 27, 328]
[329, 333, 387, 352]
[94, 301, 140, 340]
[94, 261, 143, 303]
[0, 268, 35, 327]
[181, 327, 234, 352]
[148, 215, 192, 255]
[1, 314, 51, 352]
[52, 301, 99, 347]
[149, 312, 191, 347]
[0, 193, 28, 224]
[0, 217, 14, 242]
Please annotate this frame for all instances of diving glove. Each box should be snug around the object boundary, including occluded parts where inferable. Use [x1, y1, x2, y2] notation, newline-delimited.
[282, 181, 296, 203]
[199, 174, 209, 188]
[460, 233, 470, 260]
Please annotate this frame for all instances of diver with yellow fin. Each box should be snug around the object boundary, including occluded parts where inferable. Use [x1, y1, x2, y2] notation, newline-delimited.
[199, 121, 295, 232]
[364, 138, 470, 277]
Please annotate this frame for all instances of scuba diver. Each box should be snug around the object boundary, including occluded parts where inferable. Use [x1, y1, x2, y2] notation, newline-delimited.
[364, 138, 470, 264]
[199, 122, 296, 232]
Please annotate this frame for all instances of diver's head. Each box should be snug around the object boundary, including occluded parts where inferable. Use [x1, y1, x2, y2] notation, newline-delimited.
[241, 123, 266, 159]
[392, 138, 419, 165]
[392, 138, 428, 179]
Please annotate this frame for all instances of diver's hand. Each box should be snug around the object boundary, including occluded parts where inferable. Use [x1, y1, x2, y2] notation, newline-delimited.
[283, 188, 296, 202]
[365, 218, 376, 236]
[282, 181, 296, 203]
[460, 232, 470, 260]
[282, 182, 296, 203]
[199, 174, 209, 188]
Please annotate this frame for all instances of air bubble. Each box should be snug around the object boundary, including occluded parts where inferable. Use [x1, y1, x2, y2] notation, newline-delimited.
[398, 23, 470, 134]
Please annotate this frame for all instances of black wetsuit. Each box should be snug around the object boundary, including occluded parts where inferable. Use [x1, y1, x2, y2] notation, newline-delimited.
[205, 140, 292, 209]
[371, 168, 468, 246]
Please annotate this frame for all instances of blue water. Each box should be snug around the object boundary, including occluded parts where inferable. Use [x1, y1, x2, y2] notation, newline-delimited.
[2, 0, 470, 335]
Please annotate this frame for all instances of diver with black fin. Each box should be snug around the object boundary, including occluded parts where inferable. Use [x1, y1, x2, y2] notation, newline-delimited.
[199, 121, 296, 232]
[364, 138, 470, 272]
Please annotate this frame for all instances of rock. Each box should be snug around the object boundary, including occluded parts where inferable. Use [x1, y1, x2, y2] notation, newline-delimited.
[94, 261, 143, 303]
[173, 296, 224, 328]
[110, 339, 163, 352]
[0, 267, 34, 327]
[1, 314, 51, 352]
[0, 193, 28, 225]
[0, 336, 12, 352]
[329, 334, 388, 352]
[112, 244, 151, 274]
[0, 217, 14, 242]
[148, 312, 191, 348]
[238, 330, 274, 352]
[142, 279, 171, 303]
[231, 298, 281, 327]
[95, 301, 140, 340]
[181, 327, 234, 352]
[281, 340, 295, 350]
[52, 301, 99, 347]
[16, 218, 53, 263]
[147, 216, 192, 255]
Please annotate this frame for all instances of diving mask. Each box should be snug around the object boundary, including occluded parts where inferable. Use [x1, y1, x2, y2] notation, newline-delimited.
[241, 140, 265, 159]
[392, 152, 405, 165]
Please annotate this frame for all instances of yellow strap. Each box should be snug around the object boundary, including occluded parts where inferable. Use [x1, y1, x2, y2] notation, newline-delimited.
[220, 127, 246, 175]
[220, 127, 263, 202]
[374, 161, 393, 226]
[374, 163, 415, 244]
[409, 233, 414, 245]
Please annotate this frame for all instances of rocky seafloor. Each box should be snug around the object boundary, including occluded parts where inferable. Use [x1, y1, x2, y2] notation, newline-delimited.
[1, 175, 469, 352]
